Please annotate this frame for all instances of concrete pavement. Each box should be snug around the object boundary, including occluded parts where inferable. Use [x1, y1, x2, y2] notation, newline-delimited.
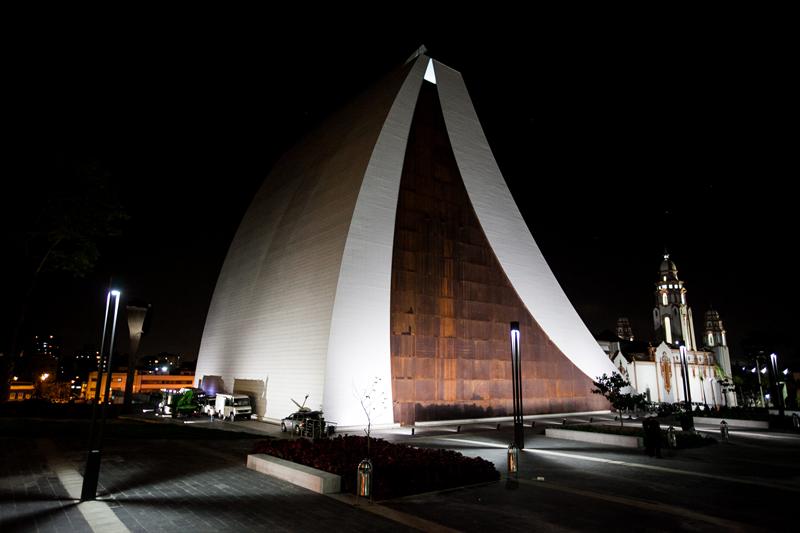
[2, 413, 797, 531]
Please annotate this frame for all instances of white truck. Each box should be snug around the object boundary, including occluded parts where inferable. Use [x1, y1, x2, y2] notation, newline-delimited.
[214, 393, 253, 421]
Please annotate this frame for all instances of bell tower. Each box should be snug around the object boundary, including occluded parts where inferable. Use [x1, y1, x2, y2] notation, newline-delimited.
[704, 309, 732, 376]
[652, 253, 697, 350]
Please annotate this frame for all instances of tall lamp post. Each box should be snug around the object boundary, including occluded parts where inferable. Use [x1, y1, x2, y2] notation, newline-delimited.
[678, 342, 694, 430]
[770, 352, 785, 417]
[751, 354, 766, 407]
[81, 288, 121, 501]
[509, 322, 524, 449]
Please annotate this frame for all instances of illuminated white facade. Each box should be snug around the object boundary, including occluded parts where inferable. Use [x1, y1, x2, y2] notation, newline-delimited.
[195, 53, 616, 426]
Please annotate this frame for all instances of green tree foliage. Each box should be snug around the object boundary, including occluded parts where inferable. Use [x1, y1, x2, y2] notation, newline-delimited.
[592, 372, 647, 427]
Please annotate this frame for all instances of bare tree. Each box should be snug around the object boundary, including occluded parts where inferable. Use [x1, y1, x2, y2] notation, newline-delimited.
[356, 376, 387, 456]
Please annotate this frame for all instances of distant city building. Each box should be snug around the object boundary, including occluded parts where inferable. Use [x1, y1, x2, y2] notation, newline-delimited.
[7, 379, 34, 401]
[598, 255, 736, 407]
[83, 371, 195, 403]
[137, 353, 184, 375]
[13, 334, 60, 383]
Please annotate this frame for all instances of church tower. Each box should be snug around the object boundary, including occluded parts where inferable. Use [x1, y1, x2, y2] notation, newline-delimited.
[652, 254, 697, 350]
[704, 309, 732, 377]
[616, 317, 634, 341]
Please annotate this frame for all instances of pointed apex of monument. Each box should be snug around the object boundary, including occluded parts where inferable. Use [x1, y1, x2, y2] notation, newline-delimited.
[405, 45, 428, 64]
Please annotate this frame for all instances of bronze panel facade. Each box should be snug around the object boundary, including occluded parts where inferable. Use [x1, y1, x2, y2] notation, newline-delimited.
[390, 83, 606, 424]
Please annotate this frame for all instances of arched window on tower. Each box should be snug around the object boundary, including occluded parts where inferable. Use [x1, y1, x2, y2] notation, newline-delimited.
[708, 332, 713, 346]
[662, 293, 668, 306]
[664, 316, 673, 344]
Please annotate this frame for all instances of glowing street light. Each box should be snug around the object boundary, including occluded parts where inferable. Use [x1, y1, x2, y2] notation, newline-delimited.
[509, 322, 524, 449]
[40, 373, 50, 381]
[770, 353, 785, 417]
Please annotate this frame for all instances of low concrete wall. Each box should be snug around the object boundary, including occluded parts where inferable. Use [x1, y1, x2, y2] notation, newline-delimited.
[545, 428, 643, 448]
[696, 417, 768, 429]
[247, 454, 341, 494]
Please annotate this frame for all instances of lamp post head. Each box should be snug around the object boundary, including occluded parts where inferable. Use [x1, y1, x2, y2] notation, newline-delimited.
[111, 290, 121, 297]
[509, 322, 520, 346]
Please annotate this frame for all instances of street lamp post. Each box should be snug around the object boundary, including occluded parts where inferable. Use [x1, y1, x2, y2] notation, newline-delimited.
[509, 322, 524, 449]
[679, 343, 694, 430]
[81, 288, 121, 501]
[770, 353, 785, 417]
[752, 354, 766, 407]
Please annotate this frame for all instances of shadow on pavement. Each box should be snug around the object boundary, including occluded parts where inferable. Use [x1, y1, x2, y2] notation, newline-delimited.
[0, 501, 81, 533]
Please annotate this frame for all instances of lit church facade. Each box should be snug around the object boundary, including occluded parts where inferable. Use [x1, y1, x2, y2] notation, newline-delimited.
[599, 255, 737, 407]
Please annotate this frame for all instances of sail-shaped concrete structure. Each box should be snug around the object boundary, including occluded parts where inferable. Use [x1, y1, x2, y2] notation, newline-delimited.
[195, 52, 615, 426]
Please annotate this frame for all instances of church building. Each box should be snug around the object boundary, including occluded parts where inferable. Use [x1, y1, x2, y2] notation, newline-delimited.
[599, 254, 737, 407]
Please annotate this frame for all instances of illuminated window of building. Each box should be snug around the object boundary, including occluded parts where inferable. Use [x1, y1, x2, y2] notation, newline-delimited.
[721, 333, 726, 346]
[681, 293, 686, 305]
[708, 333, 713, 346]
[662, 293, 668, 306]
[664, 316, 673, 344]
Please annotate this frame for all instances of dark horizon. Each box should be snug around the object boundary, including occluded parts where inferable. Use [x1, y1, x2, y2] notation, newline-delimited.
[4, 27, 796, 368]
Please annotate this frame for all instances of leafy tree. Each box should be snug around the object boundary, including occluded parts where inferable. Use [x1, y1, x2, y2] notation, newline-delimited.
[592, 372, 646, 427]
[1, 159, 127, 397]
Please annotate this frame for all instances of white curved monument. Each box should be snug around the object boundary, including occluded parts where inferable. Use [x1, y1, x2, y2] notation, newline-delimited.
[195, 52, 615, 426]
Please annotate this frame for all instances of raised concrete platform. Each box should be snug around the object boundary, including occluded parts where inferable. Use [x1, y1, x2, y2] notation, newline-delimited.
[695, 417, 769, 429]
[246, 453, 341, 494]
[545, 428, 643, 448]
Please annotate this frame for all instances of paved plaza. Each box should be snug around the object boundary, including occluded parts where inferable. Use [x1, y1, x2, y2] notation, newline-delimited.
[1, 414, 797, 532]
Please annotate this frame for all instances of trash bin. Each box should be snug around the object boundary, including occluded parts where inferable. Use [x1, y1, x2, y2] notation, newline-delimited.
[357, 459, 373, 500]
[793, 413, 799, 430]
[720, 420, 729, 442]
[507, 443, 519, 476]
[667, 425, 677, 449]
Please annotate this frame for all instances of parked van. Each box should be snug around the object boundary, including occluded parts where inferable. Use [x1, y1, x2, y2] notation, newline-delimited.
[214, 393, 253, 421]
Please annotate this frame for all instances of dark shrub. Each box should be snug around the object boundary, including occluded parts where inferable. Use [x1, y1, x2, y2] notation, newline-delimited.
[252, 435, 499, 500]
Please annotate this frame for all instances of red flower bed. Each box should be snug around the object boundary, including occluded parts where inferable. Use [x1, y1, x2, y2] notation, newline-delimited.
[252, 435, 499, 500]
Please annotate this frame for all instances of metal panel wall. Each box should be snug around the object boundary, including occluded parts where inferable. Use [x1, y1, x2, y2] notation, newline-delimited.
[390, 83, 607, 424]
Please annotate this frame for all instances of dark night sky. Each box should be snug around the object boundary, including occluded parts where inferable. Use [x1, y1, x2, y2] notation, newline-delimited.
[4, 16, 797, 368]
